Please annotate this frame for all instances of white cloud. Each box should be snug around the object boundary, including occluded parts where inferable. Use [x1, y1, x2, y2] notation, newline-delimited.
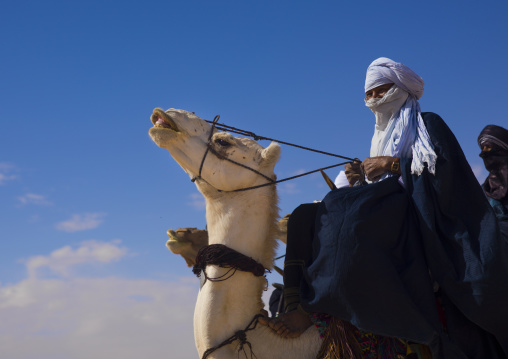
[0, 173, 17, 185]
[55, 213, 106, 232]
[0, 162, 14, 170]
[1, 241, 278, 359]
[0, 276, 199, 359]
[24, 240, 128, 278]
[188, 193, 206, 211]
[0, 162, 17, 185]
[1, 241, 199, 359]
[17, 193, 53, 206]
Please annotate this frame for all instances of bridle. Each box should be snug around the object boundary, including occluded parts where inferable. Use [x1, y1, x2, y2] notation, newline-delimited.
[190, 115, 358, 192]
[190, 115, 276, 191]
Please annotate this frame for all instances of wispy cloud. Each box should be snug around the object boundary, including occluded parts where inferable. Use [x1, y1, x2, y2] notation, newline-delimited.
[0, 251, 198, 359]
[17, 193, 53, 206]
[279, 182, 300, 195]
[24, 240, 128, 278]
[55, 213, 106, 232]
[188, 193, 206, 211]
[0, 162, 17, 185]
[0, 241, 274, 359]
[291, 168, 308, 176]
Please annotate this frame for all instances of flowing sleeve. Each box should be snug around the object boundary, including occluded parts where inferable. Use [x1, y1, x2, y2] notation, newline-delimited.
[401, 112, 508, 354]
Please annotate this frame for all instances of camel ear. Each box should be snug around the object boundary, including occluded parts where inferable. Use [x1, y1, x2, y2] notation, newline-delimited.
[261, 142, 281, 165]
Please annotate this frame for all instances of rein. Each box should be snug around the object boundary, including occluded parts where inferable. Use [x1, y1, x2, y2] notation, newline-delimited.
[205, 119, 356, 161]
[190, 115, 358, 192]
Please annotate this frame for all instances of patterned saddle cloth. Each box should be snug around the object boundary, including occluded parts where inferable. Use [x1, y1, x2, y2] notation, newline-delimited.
[310, 313, 432, 359]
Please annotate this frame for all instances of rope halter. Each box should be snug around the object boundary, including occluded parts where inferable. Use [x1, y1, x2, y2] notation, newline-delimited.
[190, 115, 276, 192]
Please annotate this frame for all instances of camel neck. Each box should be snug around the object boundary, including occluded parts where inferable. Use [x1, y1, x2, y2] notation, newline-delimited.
[204, 188, 276, 267]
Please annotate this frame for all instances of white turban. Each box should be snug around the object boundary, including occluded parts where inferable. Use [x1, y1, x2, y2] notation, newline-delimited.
[365, 57, 424, 100]
[365, 57, 436, 176]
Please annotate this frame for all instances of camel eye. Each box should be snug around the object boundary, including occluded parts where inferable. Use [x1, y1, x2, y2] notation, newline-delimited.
[215, 138, 231, 147]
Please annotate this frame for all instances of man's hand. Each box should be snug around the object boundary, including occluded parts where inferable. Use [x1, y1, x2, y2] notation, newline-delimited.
[344, 161, 363, 186]
[362, 156, 400, 182]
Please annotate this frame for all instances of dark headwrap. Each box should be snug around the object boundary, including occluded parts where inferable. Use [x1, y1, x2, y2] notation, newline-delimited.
[478, 125, 508, 201]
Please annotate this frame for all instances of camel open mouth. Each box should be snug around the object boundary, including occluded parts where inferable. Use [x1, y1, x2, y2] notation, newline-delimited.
[166, 229, 190, 243]
[166, 230, 192, 251]
[166, 237, 189, 246]
[151, 108, 179, 132]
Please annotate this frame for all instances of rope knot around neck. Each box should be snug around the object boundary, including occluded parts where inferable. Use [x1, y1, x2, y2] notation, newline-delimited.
[201, 314, 263, 359]
[192, 244, 268, 282]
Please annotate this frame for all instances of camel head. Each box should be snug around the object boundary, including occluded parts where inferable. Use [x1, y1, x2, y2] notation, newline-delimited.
[166, 228, 208, 267]
[166, 217, 288, 269]
[149, 108, 281, 194]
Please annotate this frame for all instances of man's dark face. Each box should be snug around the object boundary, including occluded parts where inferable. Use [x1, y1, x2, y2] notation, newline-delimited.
[480, 141, 508, 200]
[480, 142, 507, 163]
[481, 144, 493, 152]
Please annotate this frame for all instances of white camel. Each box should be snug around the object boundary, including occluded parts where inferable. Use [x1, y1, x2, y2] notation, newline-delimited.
[149, 108, 322, 358]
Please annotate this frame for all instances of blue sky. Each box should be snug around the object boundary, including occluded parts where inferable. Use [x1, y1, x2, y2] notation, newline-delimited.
[1, 1, 507, 358]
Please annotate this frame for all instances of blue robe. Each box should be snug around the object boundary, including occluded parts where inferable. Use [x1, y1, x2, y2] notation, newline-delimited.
[301, 113, 508, 358]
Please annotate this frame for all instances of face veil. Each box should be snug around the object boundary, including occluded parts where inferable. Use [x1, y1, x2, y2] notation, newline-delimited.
[479, 125, 508, 201]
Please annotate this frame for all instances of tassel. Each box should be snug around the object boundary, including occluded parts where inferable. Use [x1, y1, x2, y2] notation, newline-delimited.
[317, 317, 363, 359]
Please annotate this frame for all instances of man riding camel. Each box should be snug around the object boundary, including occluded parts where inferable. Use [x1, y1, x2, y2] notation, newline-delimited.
[260, 58, 508, 358]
